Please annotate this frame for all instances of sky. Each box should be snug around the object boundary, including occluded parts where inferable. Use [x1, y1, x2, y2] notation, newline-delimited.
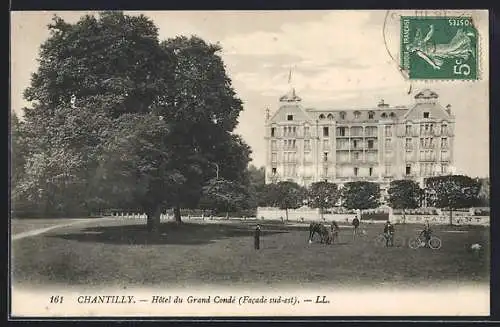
[11, 10, 490, 177]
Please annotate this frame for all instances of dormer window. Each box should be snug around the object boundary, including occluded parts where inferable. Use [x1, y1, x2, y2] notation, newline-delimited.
[423, 112, 430, 118]
[319, 114, 325, 120]
[339, 111, 346, 120]
[389, 112, 396, 118]
[354, 111, 361, 119]
[327, 113, 334, 120]
[368, 111, 375, 119]
[381, 112, 387, 118]
[287, 114, 294, 121]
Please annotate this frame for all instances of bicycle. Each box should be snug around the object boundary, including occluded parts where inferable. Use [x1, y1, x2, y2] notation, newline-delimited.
[408, 234, 442, 250]
[374, 233, 405, 248]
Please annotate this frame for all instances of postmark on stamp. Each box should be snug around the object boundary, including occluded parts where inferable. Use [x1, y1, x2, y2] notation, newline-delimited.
[400, 16, 478, 80]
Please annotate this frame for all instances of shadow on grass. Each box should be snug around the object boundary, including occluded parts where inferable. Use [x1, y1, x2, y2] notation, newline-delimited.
[48, 222, 288, 245]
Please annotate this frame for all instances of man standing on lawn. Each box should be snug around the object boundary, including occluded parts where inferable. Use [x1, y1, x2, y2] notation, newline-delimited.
[254, 224, 261, 250]
[352, 215, 360, 240]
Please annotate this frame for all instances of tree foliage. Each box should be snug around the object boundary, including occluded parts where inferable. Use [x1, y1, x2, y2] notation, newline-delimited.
[425, 175, 481, 225]
[14, 12, 250, 229]
[341, 181, 380, 211]
[387, 179, 423, 210]
[307, 181, 339, 218]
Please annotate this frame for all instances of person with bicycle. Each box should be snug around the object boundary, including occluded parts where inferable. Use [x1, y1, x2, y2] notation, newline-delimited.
[419, 221, 433, 248]
[352, 216, 360, 239]
[383, 220, 395, 247]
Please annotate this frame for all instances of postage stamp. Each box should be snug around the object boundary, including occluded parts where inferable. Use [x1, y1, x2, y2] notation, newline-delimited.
[400, 16, 478, 80]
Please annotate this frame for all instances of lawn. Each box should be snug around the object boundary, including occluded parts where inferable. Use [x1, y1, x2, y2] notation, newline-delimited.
[11, 218, 490, 289]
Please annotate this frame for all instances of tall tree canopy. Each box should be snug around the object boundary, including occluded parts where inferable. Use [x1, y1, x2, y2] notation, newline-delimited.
[425, 175, 481, 225]
[387, 179, 423, 223]
[307, 181, 339, 219]
[341, 181, 380, 213]
[14, 12, 251, 230]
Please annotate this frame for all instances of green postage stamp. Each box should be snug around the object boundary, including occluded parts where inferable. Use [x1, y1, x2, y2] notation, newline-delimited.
[401, 16, 478, 80]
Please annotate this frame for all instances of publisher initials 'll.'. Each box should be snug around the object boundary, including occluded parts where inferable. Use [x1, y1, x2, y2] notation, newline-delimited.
[315, 296, 329, 304]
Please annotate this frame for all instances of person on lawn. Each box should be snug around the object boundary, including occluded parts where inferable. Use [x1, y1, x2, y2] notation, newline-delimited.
[420, 221, 433, 248]
[254, 224, 261, 250]
[383, 220, 395, 247]
[352, 216, 360, 239]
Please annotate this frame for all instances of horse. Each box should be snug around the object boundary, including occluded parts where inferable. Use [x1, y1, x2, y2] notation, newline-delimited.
[309, 222, 329, 244]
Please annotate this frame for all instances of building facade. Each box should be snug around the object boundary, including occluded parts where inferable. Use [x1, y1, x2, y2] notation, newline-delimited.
[264, 88, 455, 198]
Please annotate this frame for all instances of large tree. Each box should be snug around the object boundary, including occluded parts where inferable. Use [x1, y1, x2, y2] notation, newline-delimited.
[17, 12, 250, 230]
[307, 181, 339, 220]
[425, 175, 481, 225]
[341, 181, 380, 215]
[387, 179, 423, 224]
[200, 178, 249, 218]
[264, 181, 305, 221]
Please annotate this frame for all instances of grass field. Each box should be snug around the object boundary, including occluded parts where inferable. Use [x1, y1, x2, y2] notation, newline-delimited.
[11, 218, 489, 289]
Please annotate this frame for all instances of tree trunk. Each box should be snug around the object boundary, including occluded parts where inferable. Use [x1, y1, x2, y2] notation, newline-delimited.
[320, 207, 324, 220]
[285, 208, 289, 222]
[146, 206, 162, 233]
[402, 209, 406, 224]
[174, 204, 182, 224]
[449, 207, 453, 226]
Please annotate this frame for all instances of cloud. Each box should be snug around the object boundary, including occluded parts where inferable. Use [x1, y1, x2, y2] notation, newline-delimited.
[221, 11, 407, 101]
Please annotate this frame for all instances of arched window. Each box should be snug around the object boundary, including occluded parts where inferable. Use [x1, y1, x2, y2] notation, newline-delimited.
[319, 114, 325, 120]
[353, 111, 361, 119]
[327, 113, 334, 120]
[368, 111, 375, 119]
[389, 112, 396, 118]
[381, 112, 387, 118]
[339, 111, 346, 120]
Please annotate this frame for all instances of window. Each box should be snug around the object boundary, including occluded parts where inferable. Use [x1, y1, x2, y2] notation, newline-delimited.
[292, 140, 296, 148]
[304, 139, 311, 150]
[405, 138, 412, 149]
[338, 127, 346, 136]
[385, 165, 391, 175]
[441, 150, 449, 161]
[389, 112, 396, 118]
[441, 124, 448, 135]
[304, 126, 310, 137]
[369, 167, 373, 176]
[323, 139, 329, 149]
[323, 167, 328, 177]
[367, 152, 376, 162]
[381, 112, 387, 118]
[272, 168, 277, 175]
[271, 127, 275, 137]
[366, 126, 377, 136]
[405, 125, 412, 136]
[354, 111, 361, 119]
[406, 165, 412, 175]
[323, 127, 329, 137]
[441, 138, 448, 148]
[319, 114, 325, 120]
[384, 125, 392, 137]
[423, 112, 430, 118]
[287, 114, 293, 121]
[327, 113, 334, 120]
[339, 111, 346, 120]
[441, 164, 448, 174]
[292, 126, 296, 136]
[271, 152, 277, 162]
[271, 140, 277, 150]
[323, 152, 328, 162]
[385, 138, 392, 149]
[353, 152, 360, 160]
[354, 167, 359, 176]
[367, 140, 374, 149]
[368, 111, 375, 119]
[353, 140, 359, 149]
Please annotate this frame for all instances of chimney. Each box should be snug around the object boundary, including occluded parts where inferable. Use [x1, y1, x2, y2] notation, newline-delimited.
[445, 104, 452, 115]
[378, 99, 389, 108]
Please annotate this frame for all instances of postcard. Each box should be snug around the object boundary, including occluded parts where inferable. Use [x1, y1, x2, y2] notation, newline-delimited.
[10, 9, 490, 318]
